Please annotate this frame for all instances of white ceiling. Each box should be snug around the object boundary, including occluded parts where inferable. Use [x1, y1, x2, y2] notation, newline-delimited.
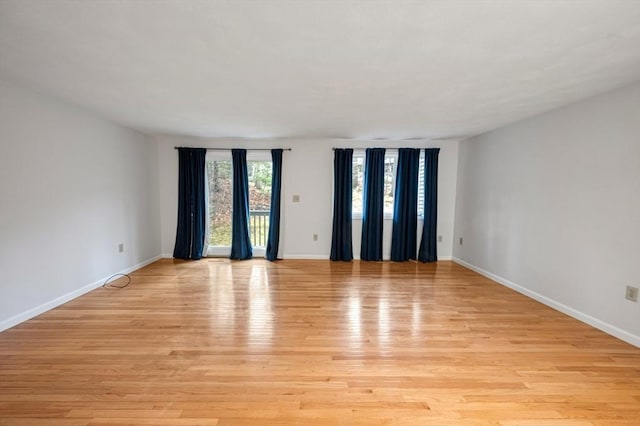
[1, 0, 640, 140]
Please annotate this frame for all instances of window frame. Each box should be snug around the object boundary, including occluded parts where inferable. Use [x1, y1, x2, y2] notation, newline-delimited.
[206, 151, 233, 257]
[352, 149, 425, 220]
[205, 150, 274, 257]
[245, 154, 273, 252]
[351, 151, 365, 220]
[417, 150, 425, 219]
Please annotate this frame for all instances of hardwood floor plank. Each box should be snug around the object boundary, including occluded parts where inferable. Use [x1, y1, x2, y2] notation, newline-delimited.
[1, 259, 639, 425]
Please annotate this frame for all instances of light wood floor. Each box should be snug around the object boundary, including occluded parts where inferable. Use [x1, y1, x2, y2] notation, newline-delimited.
[1, 259, 639, 425]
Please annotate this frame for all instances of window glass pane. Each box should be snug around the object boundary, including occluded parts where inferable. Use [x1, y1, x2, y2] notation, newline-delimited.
[417, 151, 425, 217]
[350, 149, 425, 218]
[352, 152, 397, 217]
[208, 160, 232, 246]
[247, 161, 272, 248]
[207, 157, 273, 249]
[352, 155, 364, 214]
[383, 156, 396, 215]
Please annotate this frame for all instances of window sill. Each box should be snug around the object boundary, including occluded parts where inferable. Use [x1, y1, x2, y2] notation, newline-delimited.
[352, 215, 425, 221]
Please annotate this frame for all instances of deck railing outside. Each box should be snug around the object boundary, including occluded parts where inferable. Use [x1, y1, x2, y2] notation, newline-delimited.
[249, 210, 270, 248]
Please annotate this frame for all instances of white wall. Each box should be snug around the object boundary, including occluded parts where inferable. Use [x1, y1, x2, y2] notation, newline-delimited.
[453, 82, 640, 346]
[0, 79, 161, 330]
[157, 136, 458, 260]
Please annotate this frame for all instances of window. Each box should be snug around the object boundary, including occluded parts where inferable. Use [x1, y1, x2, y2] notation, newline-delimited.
[352, 154, 365, 216]
[246, 159, 272, 248]
[207, 153, 233, 247]
[352, 151, 397, 219]
[352, 150, 425, 219]
[206, 152, 272, 255]
[417, 150, 425, 218]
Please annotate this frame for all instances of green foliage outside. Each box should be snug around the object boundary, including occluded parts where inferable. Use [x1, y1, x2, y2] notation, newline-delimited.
[207, 160, 272, 247]
[352, 156, 396, 213]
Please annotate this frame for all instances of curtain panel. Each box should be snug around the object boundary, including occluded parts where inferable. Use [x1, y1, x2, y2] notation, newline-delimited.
[330, 149, 353, 261]
[230, 149, 253, 260]
[360, 148, 385, 261]
[265, 149, 283, 261]
[418, 148, 440, 262]
[173, 148, 207, 260]
[390, 148, 420, 261]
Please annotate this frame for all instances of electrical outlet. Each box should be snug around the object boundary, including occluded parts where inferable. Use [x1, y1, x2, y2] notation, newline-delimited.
[313, 234, 318, 241]
[292, 195, 300, 203]
[437, 235, 443, 242]
[459, 237, 463, 245]
[625, 286, 638, 302]
[118, 243, 124, 253]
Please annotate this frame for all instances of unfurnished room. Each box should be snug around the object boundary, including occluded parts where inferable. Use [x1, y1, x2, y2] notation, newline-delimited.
[0, 1, 639, 425]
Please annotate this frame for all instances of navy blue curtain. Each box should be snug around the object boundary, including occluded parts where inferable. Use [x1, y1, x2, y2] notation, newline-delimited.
[330, 149, 353, 261]
[419, 148, 440, 262]
[265, 149, 283, 261]
[390, 148, 420, 261]
[360, 148, 385, 261]
[173, 148, 207, 260]
[230, 149, 252, 260]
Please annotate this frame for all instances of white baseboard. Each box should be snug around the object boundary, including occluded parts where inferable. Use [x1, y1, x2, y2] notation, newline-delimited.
[163, 254, 330, 261]
[163, 253, 453, 262]
[281, 254, 453, 261]
[453, 257, 640, 348]
[353, 255, 452, 261]
[0, 254, 163, 333]
[282, 254, 329, 260]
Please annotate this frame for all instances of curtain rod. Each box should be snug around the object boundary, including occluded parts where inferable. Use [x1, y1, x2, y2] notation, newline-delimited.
[174, 147, 291, 151]
[332, 147, 439, 150]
